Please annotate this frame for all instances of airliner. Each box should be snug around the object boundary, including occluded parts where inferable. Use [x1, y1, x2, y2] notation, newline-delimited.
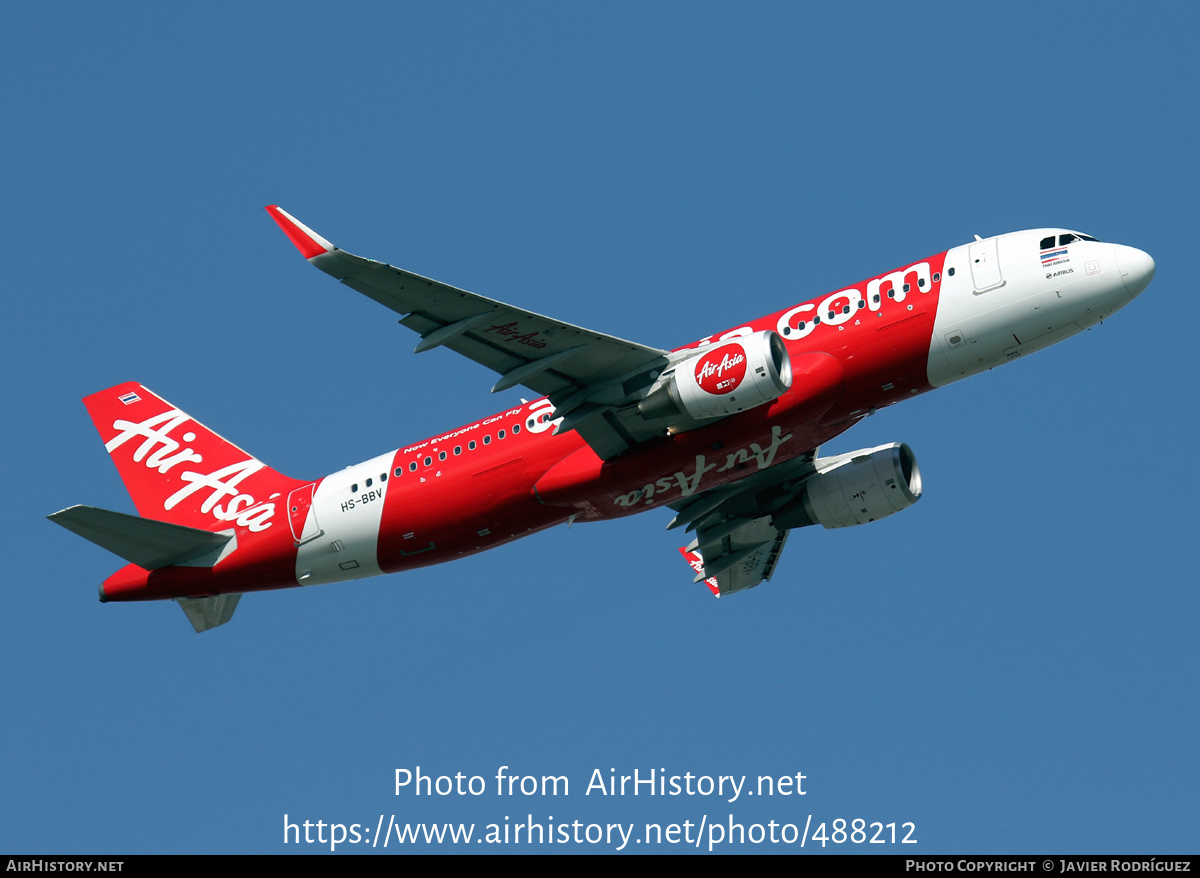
[48, 208, 1155, 631]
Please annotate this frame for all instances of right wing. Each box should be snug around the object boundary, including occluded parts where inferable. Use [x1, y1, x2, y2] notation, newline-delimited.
[667, 451, 818, 596]
[679, 523, 791, 597]
[267, 206, 680, 460]
[669, 441, 921, 595]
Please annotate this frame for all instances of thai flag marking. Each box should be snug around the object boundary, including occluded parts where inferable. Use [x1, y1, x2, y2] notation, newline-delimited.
[1041, 248, 1068, 265]
[118, 391, 141, 405]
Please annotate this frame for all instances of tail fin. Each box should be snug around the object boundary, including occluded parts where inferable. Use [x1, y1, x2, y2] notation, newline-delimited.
[83, 382, 301, 533]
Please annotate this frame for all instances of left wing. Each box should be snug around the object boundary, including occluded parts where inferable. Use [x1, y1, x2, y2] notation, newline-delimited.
[267, 206, 675, 460]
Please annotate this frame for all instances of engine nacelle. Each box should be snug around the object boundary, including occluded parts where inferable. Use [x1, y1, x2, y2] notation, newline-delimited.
[774, 442, 922, 530]
[639, 331, 792, 423]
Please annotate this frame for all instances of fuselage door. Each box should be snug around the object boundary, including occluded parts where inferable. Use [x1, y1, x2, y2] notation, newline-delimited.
[288, 483, 323, 545]
[969, 237, 1005, 292]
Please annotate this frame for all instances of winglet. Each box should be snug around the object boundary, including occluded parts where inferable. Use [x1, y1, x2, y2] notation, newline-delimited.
[678, 547, 720, 597]
[265, 205, 335, 259]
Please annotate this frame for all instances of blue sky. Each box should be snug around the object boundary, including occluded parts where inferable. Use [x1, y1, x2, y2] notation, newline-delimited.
[3, 1, 1196, 854]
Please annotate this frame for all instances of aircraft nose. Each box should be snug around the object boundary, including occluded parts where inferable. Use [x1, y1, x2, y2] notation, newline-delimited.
[1114, 245, 1156, 298]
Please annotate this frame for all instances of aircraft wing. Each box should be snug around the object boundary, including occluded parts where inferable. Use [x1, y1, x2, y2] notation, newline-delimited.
[680, 521, 790, 597]
[668, 451, 818, 595]
[267, 206, 673, 459]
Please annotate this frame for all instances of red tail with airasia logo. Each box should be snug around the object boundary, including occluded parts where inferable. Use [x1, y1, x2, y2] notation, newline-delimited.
[84, 382, 301, 531]
[51, 383, 309, 631]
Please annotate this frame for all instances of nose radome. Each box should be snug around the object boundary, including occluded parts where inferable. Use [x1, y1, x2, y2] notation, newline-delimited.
[1114, 245, 1156, 298]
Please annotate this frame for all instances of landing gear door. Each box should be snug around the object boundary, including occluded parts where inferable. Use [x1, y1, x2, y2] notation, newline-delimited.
[288, 483, 322, 545]
[969, 237, 1005, 292]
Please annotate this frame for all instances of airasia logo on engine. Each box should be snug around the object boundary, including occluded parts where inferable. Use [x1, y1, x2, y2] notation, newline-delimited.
[695, 344, 747, 395]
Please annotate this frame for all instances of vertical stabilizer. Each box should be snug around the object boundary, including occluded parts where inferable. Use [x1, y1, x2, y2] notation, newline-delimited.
[82, 382, 302, 534]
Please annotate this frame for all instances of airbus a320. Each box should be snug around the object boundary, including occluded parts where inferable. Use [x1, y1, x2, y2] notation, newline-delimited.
[48, 208, 1155, 631]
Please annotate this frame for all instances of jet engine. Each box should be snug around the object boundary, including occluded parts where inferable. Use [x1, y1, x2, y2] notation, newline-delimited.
[639, 330, 792, 424]
[773, 442, 922, 530]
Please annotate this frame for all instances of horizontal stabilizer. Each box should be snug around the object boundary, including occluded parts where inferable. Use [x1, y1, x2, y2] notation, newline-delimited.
[47, 505, 234, 570]
[176, 594, 242, 633]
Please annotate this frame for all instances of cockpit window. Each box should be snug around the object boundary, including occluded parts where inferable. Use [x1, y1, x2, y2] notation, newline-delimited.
[1059, 233, 1100, 246]
[1043, 232, 1101, 250]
